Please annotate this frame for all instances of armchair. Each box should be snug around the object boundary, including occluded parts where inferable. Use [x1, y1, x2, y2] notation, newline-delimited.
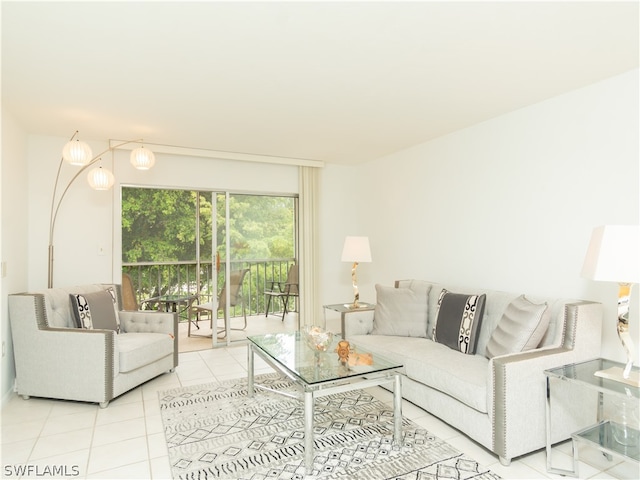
[8, 283, 178, 408]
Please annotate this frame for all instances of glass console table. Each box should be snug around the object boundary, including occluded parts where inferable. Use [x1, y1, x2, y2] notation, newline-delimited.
[545, 358, 639, 477]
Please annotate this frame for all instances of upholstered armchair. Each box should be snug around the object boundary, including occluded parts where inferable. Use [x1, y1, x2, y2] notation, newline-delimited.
[8, 284, 178, 408]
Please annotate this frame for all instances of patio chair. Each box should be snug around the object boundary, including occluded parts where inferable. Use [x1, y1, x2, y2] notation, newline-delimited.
[190, 268, 250, 337]
[121, 273, 139, 311]
[264, 263, 299, 321]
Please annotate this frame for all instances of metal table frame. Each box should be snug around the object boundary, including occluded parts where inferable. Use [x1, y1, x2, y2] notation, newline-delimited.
[247, 340, 403, 474]
[545, 358, 640, 477]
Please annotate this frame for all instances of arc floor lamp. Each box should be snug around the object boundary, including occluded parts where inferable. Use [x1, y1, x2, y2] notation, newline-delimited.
[48, 131, 155, 288]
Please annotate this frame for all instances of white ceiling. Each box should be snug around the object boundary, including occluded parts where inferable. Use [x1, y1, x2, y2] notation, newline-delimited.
[2, 1, 638, 165]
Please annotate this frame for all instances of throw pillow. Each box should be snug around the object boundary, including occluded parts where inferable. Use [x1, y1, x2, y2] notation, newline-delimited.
[485, 294, 550, 359]
[69, 288, 119, 332]
[432, 289, 486, 354]
[372, 284, 430, 337]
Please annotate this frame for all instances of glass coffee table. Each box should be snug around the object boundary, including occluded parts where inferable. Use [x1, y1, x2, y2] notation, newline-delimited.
[247, 331, 403, 474]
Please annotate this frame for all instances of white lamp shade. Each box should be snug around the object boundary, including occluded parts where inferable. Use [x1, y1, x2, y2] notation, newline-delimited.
[62, 139, 93, 166]
[341, 236, 372, 263]
[581, 225, 640, 283]
[87, 166, 115, 190]
[130, 146, 155, 170]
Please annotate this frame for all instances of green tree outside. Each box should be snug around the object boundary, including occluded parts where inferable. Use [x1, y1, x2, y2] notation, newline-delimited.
[122, 187, 296, 316]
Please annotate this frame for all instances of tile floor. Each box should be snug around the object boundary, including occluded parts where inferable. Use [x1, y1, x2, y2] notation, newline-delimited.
[1, 345, 638, 479]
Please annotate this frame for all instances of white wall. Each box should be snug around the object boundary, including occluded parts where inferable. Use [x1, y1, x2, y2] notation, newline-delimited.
[317, 163, 369, 307]
[347, 69, 639, 365]
[1, 108, 29, 402]
[26, 138, 299, 289]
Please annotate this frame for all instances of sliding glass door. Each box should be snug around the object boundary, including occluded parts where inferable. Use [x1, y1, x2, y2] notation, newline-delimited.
[122, 187, 298, 348]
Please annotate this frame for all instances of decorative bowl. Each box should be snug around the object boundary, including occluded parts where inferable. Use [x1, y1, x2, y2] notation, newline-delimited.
[304, 326, 334, 352]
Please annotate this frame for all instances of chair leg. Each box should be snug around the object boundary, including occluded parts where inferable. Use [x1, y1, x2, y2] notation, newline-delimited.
[218, 309, 228, 338]
[241, 302, 247, 330]
[281, 296, 289, 322]
[265, 294, 272, 318]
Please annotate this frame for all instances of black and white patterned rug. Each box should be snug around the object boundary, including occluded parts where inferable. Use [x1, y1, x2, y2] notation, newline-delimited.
[159, 373, 500, 480]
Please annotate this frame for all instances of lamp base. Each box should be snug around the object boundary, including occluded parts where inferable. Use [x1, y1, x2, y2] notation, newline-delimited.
[594, 366, 640, 387]
[343, 302, 371, 310]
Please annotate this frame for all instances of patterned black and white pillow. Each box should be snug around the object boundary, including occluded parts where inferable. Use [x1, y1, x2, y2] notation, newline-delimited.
[69, 288, 119, 333]
[432, 289, 486, 354]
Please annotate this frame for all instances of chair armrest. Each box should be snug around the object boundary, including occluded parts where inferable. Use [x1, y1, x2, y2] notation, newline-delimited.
[265, 281, 285, 293]
[17, 327, 116, 403]
[118, 311, 178, 336]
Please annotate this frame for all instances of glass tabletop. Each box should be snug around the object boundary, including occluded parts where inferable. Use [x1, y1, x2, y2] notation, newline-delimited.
[147, 294, 197, 303]
[323, 303, 375, 313]
[248, 331, 402, 385]
[545, 358, 640, 399]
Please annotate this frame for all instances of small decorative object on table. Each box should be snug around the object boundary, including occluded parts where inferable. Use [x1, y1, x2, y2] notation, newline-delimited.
[349, 352, 374, 366]
[336, 340, 350, 364]
[304, 326, 333, 352]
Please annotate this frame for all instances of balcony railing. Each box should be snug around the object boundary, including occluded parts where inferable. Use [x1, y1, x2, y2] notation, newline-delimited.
[122, 259, 296, 321]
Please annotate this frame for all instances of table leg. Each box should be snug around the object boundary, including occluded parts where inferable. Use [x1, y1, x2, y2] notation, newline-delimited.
[247, 345, 254, 397]
[545, 375, 577, 476]
[546, 375, 552, 471]
[393, 373, 402, 444]
[304, 389, 314, 473]
[340, 312, 346, 340]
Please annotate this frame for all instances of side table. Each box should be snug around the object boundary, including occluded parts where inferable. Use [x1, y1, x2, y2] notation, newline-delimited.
[544, 358, 639, 477]
[323, 302, 375, 339]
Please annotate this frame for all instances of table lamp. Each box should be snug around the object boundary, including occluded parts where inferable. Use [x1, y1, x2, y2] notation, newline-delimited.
[341, 236, 372, 309]
[581, 225, 640, 386]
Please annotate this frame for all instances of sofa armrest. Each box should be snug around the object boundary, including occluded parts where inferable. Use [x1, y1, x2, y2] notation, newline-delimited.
[488, 301, 602, 462]
[343, 310, 375, 337]
[490, 351, 600, 462]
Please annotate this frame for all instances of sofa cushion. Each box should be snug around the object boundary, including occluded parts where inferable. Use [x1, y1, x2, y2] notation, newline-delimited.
[116, 332, 174, 373]
[69, 288, 119, 332]
[42, 285, 107, 328]
[349, 333, 489, 413]
[433, 289, 486, 354]
[485, 294, 550, 358]
[372, 284, 430, 337]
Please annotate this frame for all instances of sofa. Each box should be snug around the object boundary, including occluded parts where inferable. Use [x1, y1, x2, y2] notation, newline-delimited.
[8, 283, 178, 408]
[344, 279, 602, 465]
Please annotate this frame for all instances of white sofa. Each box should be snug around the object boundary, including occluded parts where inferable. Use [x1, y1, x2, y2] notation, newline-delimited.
[344, 279, 602, 465]
[8, 284, 178, 408]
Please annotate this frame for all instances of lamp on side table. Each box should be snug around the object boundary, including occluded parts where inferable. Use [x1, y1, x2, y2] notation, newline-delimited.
[341, 236, 372, 309]
[582, 225, 640, 387]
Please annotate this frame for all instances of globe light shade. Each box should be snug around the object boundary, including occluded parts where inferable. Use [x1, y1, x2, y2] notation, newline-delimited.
[130, 146, 156, 170]
[87, 165, 115, 190]
[62, 139, 93, 166]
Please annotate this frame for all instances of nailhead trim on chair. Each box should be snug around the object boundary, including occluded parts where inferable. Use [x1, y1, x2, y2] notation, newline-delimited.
[33, 294, 48, 329]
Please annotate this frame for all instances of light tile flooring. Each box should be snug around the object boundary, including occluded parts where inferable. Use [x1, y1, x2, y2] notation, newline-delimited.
[2, 345, 638, 479]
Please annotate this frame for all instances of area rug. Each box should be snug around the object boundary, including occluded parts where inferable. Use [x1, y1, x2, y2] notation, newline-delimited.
[159, 373, 501, 480]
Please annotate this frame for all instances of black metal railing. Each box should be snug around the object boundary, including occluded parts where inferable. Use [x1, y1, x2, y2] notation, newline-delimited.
[122, 259, 296, 321]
